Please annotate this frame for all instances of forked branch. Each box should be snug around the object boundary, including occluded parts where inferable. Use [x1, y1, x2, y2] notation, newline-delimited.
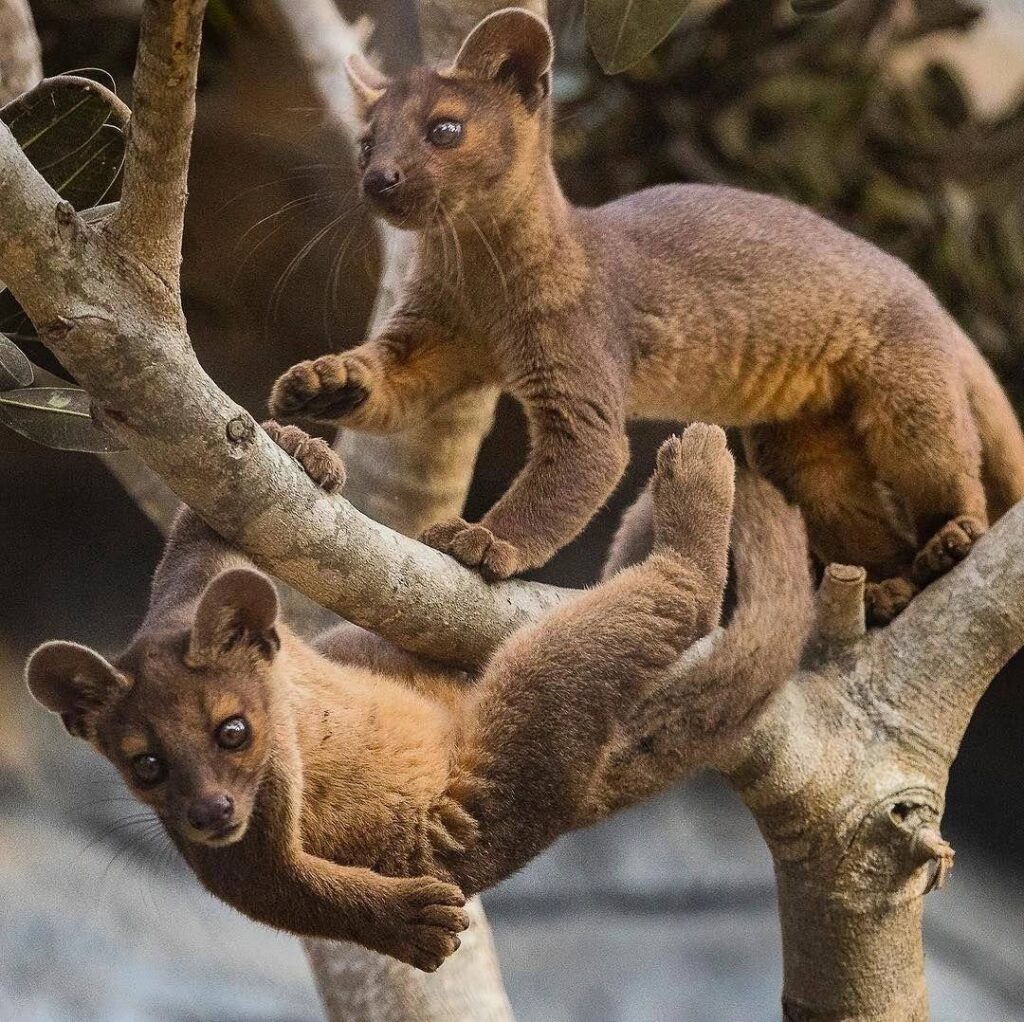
[111, 0, 208, 284]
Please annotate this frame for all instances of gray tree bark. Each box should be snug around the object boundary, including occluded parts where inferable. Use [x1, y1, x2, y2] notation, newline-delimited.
[0, 2, 1022, 1020]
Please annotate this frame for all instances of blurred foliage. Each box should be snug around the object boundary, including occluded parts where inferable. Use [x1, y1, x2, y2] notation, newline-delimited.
[0, 76, 127, 451]
[585, 0, 696, 73]
[555, 0, 1024, 406]
[583, 0, 848, 72]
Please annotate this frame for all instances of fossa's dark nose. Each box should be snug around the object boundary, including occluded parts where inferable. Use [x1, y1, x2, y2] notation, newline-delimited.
[187, 793, 234, 831]
[363, 167, 402, 198]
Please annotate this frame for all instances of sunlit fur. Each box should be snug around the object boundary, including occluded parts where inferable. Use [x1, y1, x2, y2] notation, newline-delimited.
[25, 422, 776, 970]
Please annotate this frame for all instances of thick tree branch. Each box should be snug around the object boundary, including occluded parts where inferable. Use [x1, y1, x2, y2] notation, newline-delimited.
[263, 2, 542, 1017]
[110, 0, 208, 285]
[0, 0, 41, 105]
[872, 499, 1024, 751]
[718, 499, 1024, 1020]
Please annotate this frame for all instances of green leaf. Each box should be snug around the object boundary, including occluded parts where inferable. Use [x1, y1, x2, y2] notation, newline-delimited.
[0, 78, 128, 364]
[0, 75, 127, 203]
[585, 0, 693, 74]
[791, 0, 846, 13]
[0, 335, 33, 390]
[41, 123, 125, 209]
[0, 387, 126, 453]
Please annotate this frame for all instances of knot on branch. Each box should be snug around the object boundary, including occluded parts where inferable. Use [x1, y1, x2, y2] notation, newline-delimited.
[226, 413, 256, 446]
[824, 785, 950, 909]
[40, 314, 118, 349]
[888, 797, 954, 894]
[53, 199, 82, 240]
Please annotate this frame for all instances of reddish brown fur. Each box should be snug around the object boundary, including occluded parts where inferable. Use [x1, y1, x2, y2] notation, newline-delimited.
[269, 8, 1024, 624]
[26, 422, 750, 970]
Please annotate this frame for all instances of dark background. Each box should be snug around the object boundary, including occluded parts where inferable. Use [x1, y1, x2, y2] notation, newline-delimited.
[1, 1, 1022, 1019]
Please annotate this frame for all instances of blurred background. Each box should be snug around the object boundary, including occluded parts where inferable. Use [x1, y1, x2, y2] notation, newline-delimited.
[1, 0, 1022, 1019]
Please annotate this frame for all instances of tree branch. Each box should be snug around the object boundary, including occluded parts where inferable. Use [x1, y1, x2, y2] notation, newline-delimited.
[267, 0, 509, 538]
[0, 10, 568, 673]
[871, 499, 1024, 751]
[720, 497, 1024, 1020]
[263, 2, 545, 1016]
[110, 0, 208, 286]
[304, 897, 514, 1022]
[0, 0, 41, 105]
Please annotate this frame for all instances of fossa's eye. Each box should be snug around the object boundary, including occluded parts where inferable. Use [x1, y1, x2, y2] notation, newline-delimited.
[130, 753, 166, 787]
[358, 136, 374, 166]
[427, 119, 464, 149]
[215, 715, 250, 751]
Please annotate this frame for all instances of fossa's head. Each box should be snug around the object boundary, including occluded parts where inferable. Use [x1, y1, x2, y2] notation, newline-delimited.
[26, 568, 281, 848]
[347, 7, 554, 229]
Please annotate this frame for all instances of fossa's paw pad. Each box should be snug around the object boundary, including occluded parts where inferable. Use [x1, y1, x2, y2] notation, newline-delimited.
[865, 576, 918, 626]
[912, 515, 986, 585]
[263, 421, 346, 493]
[421, 518, 523, 581]
[386, 876, 468, 972]
[268, 355, 369, 423]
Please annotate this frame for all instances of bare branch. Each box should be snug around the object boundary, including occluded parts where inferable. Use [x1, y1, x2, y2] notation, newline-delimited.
[0, 0, 42, 104]
[869, 498, 1024, 754]
[304, 899, 514, 1022]
[810, 563, 866, 653]
[264, 0, 369, 137]
[268, 0, 503, 537]
[0, 123, 83, 314]
[265, 3, 521, 1016]
[0, 139, 567, 675]
[110, 0, 208, 285]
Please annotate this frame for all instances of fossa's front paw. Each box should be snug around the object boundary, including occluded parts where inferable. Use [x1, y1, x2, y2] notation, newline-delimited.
[911, 515, 986, 585]
[421, 518, 525, 581]
[269, 355, 369, 424]
[262, 421, 346, 492]
[372, 875, 468, 972]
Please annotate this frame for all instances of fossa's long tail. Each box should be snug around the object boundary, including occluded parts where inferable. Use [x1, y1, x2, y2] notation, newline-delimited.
[960, 340, 1024, 520]
[594, 465, 814, 810]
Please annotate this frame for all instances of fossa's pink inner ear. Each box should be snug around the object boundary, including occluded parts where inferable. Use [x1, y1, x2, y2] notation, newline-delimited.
[448, 8, 553, 105]
[345, 53, 391, 116]
[188, 567, 281, 664]
[25, 640, 130, 735]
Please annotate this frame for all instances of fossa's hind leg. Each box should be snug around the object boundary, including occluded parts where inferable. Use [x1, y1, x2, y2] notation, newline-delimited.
[744, 416, 918, 624]
[854, 339, 988, 591]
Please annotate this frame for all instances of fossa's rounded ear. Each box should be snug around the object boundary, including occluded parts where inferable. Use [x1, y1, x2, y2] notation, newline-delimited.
[449, 8, 553, 112]
[25, 641, 131, 738]
[188, 567, 281, 665]
[345, 53, 391, 118]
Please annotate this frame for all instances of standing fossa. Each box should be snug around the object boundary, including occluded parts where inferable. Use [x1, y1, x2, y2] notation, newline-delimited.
[269, 7, 1024, 623]
[27, 421, 757, 972]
